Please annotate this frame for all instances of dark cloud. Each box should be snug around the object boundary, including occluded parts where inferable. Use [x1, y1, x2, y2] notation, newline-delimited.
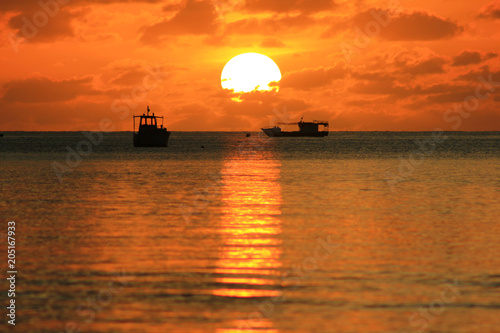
[452, 50, 482, 66]
[1, 0, 163, 44]
[281, 62, 348, 90]
[104, 62, 173, 87]
[8, 8, 86, 43]
[350, 9, 464, 41]
[243, 0, 336, 13]
[168, 95, 311, 131]
[403, 57, 447, 75]
[349, 60, 479, 103]
[418, 83, 466, 95]
[389, 51, 449, 76]
[351, 80, 412, 97]
[0, 0, 161, 12]
[110, 68, 150, 86]
[226, 14, 315, 35]
[385, 11, 463, 40]
[221, 97, 309, 117]
[452, 50, 498, 66]
[405, 81, 491, 109]
[332, 108, 409, 131]
[0, 100, 129, 130]
[1, 76, 99, 103]
[485, 52, 499, 60]
[424, 89, 477, 104]
[455, 65, 500, 81]
[350, 71, 393, 81]
[478, 1, 500, 19]
[140, 0, 218, 44]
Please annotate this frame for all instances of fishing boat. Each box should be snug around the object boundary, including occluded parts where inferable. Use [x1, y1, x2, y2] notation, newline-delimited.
[261, 118, 329, 137]
[133, 106, 170, 147]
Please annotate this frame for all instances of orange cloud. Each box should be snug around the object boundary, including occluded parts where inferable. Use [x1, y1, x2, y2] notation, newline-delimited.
[398, 56, 448, 76]
[140, 0, 219, 44]
[1, 76, 99, 103]
[351, 80, 412, 98]
[478, 1, 500, 19]
[281, 62, 348, 90]
[452, 50, 498, 66]
[455, 65, 500, 82]
[226, 14, 315, 35]
[243, 0, 336, 13]
[7, 8, 86, 43]
[351, 9, 464, 41]
[260, 38, 286, 48]
[0, 0, 160, 12]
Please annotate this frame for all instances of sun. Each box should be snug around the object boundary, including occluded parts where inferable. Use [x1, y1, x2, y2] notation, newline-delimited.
[221, 53, 281, 101]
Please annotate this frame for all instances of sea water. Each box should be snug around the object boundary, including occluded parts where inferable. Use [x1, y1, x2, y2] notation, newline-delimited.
[1, 131, 499, 332]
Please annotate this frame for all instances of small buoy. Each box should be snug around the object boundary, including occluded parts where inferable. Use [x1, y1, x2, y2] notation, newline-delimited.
[246, 133, 251, 137]
[201, 145, 205, 148]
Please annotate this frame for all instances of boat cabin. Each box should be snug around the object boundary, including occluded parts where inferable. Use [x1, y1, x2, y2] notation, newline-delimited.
[134, 106, 164, 131]
[133, 106, 170, 147]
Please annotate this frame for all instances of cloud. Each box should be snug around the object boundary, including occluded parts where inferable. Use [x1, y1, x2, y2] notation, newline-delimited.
[452, 50, 482, 66]
[350, 9, 464, 41]
[404, 81, 492, 109]
[418, 83, 466, 95]
[281, 62, 348, 90]
[2, 0, 163, 45]
[1, 76, 99, 103]
[8, 8, 86, 43]
[478, 1, 500, 19]
[140, 0, 219, 44]
[350, 80, 412, 97]
[0, 0, 161, 12]
[226, 14, 315, 35]
[455, 65, 500, 81]
[0, 100, 130, 130]
[389, 50, 449, 76]
[424, 89, 478, 104]
[260, 38, 286, 48]
[109, 68, 151, 86]
[166, 100, 303, 131]
[348, 53, 480, 103]
[243, 0, 336, 13]
[452, 50, 498, 66]
[403, 57, 447, 75]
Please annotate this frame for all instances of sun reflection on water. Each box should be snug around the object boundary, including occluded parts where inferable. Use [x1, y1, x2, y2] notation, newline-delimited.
[214, 153, 282, 331]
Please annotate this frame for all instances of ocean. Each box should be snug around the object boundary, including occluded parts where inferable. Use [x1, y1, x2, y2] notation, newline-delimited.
[1, 131, 500, 332]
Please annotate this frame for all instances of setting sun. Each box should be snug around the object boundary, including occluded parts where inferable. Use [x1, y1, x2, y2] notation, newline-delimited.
[221, 53, 281, 100]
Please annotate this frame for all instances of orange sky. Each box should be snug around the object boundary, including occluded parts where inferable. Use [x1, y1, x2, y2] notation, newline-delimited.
[1, 0, 499, 131]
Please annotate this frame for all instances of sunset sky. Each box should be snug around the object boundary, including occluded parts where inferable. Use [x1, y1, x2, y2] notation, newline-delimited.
[1, 0, 499, 131]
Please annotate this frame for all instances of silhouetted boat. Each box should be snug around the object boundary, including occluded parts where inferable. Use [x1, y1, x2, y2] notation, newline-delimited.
[261, 118, 329, 137]
[0, 133, 3, 137]
[133, 106, 170, 147]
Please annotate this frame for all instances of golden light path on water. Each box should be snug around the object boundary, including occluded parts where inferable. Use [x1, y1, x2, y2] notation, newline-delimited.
[214, 151, 283, 333]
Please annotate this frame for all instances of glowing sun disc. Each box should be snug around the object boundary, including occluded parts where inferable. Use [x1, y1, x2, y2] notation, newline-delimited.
[221, 53, 281, 96]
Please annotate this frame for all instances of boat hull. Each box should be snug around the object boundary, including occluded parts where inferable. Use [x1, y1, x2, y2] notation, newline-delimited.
[133, 129, 170, 147]
[261, 128, 328, 137]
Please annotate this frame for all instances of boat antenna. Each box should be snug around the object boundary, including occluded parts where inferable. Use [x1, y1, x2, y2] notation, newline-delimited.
[147, 105, 150, 115]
